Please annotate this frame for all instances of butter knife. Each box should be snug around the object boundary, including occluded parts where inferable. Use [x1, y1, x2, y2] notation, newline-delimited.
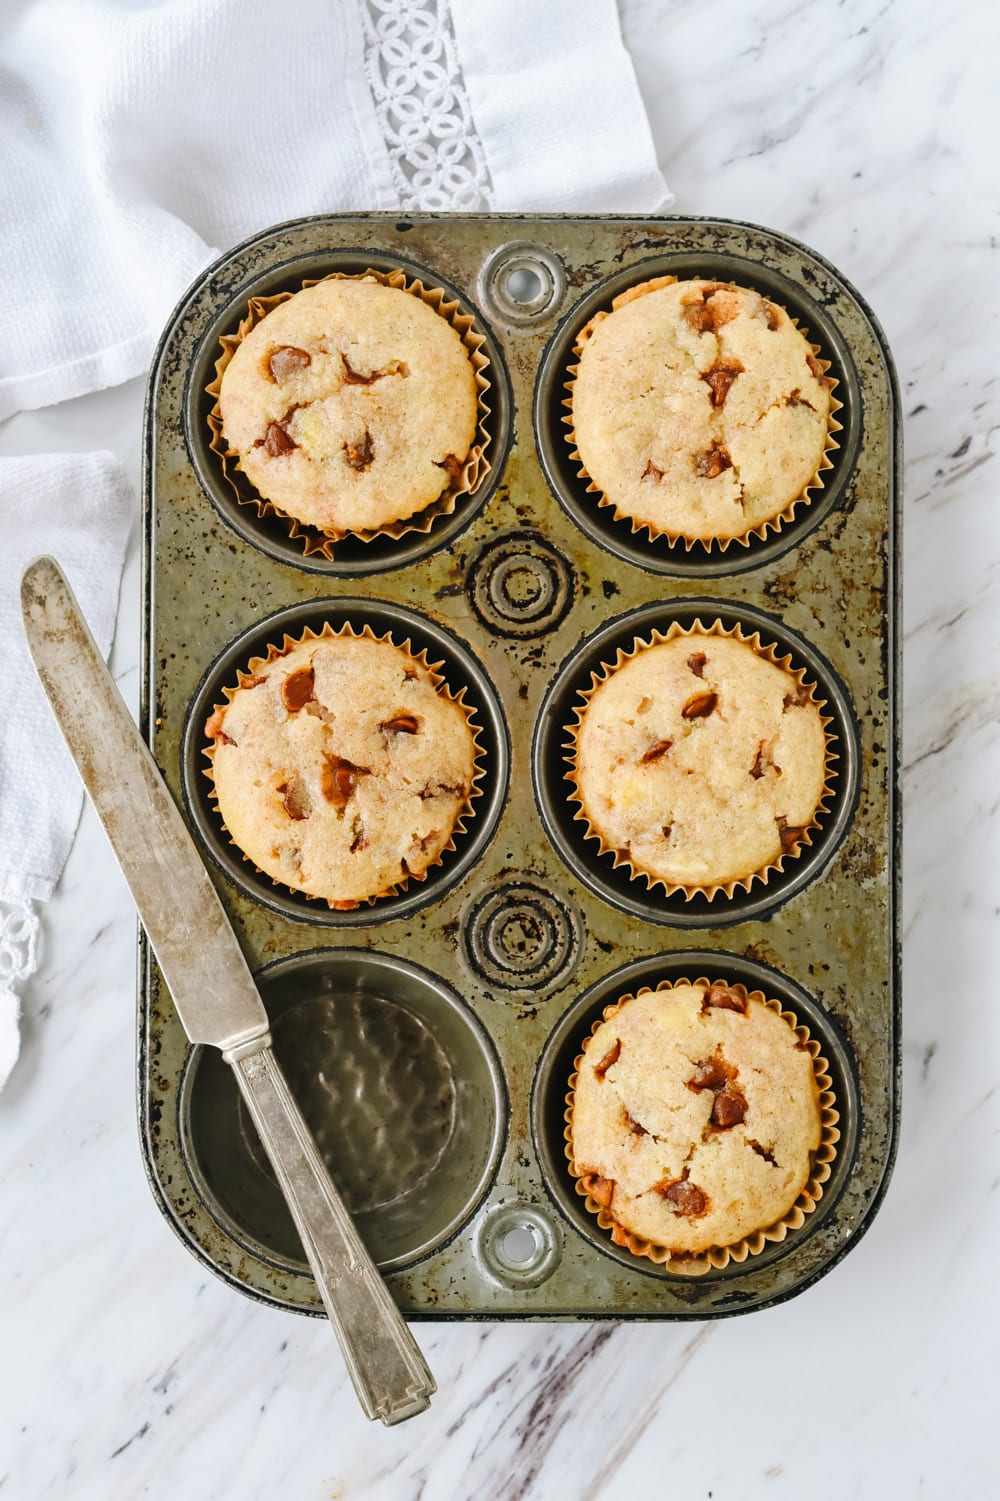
[20, 556, 435, 1426]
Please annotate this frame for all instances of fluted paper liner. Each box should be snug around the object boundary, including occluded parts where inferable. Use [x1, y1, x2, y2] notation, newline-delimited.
[205, 267, 492, 559]
[563, 274, 843, 552]
[202, 621, 485, 909]
[565, 979, 841, 1276]
[564, 618, 838, 904]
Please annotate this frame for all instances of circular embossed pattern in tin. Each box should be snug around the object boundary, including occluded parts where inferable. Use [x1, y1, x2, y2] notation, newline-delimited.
[464, 881, 582, 991]
[534, 251, 863, 578]
[182, 597, 510, 925]
[531, 950, 859, 1279]
[181, 949, 506, 1272]
[469, 530, 576, 638]
[533, 598, 861, 927]
[184, 250, 513, 576]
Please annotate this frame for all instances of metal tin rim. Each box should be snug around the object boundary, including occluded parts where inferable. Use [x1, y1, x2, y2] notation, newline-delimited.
[138, 213, 900, 1321]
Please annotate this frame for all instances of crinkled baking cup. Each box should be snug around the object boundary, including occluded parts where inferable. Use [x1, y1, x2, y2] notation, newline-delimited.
[563, 275, 842, 551]
[206, 267, 492, 559]
[202, 621, 485, 910]
[564, 618, 838, 903]
[565, 978, 840, 1276]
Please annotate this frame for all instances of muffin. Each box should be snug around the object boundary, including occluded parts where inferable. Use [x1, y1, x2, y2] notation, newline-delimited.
[566, 979, 838, 1269]
[567, 623, 832, 898]
[204, 626, 479, 908]
[567, 276, 837, 546]
[216, 275, 482, 538]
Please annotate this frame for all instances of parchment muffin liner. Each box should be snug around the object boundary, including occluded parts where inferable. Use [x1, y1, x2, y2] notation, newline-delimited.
[202, 620, 486, 910]
[205, 267, 493, 559]
[562, 274, 843, 553]
[564, 617, 838, 903]
[565, 978, 841, 1276]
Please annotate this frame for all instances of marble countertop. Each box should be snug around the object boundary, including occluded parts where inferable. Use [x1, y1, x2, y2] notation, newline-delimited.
[2, 1, 997, 1495]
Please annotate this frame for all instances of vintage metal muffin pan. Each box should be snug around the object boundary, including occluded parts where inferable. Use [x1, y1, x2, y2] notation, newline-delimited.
[140, 214, 899, 1319]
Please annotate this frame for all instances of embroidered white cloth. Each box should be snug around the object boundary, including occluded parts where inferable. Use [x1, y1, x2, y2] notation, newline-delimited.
[0, 452, 132, 1087]
[0, 0, 669, 420]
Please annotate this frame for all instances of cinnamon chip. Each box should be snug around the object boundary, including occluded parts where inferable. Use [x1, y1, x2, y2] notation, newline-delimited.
[262, 421, 296, 457]
[381, 713, 419, 736]
[776, 815, 807, 853]
[700, 359, 744, 408]
[695, 442, 733, 480]
[749, 742, 769, 780]
[341, 355, 408, 386]
[640, 739, 673, 764]
[267, 346, 311, 382]
[204, 707, 233, 745]
[594, 1037, 622, 1080]
[278, 778, 311, 821]
[711, 1084, 748, 1129]
[587, 1174, 616, 1208]
[687, 1054, 732, 1093]
[656, 1176, 708, 1216]
[320, 754, 370, 810]
[681, 691, 717, 720]
[281, 666, 315, 712]
[702, 982, 748, 1014]
[344, 430, 374, 471]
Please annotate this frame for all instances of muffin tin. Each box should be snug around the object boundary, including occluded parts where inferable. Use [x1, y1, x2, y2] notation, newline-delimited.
[140, 214, 900, 1320]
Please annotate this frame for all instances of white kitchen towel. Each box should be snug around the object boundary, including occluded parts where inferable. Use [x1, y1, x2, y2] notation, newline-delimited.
[0, 453, 132, 1087]
[0, 0, 669, 421]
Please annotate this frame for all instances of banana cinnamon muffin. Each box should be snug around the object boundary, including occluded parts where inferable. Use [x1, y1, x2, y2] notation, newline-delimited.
[204, 630, 477, 908]
[217, 278, 480, 536]
[569, 627, 830, 895]
[569, 276, 835, 544]
[567, 981, 828, 1260]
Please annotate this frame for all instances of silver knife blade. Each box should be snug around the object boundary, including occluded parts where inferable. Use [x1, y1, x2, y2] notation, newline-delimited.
[21, 556, 269, 1052]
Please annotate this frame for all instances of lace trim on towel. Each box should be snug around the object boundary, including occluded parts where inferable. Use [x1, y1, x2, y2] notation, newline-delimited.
[1, 896, 38, 991]
[0, 896, 37, 1084]
[363, 0, 494, 211]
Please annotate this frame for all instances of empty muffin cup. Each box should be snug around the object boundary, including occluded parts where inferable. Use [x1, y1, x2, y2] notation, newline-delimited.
[180, 948, 506, 1272]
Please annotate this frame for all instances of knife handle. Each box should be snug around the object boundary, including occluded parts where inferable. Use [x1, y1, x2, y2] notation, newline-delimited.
[225, 1038, 436, 1425]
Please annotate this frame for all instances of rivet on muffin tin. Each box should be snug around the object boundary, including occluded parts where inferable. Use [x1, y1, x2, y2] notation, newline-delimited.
[475, 1200, 563, 1288]
[479, 243, 567, 327]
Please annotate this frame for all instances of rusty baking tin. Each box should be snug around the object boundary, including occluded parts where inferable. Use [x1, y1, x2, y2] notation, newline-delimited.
[140, 214, 900, 1320]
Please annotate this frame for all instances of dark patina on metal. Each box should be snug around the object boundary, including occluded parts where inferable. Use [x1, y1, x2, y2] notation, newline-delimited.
[140, 214, 900, 1320]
